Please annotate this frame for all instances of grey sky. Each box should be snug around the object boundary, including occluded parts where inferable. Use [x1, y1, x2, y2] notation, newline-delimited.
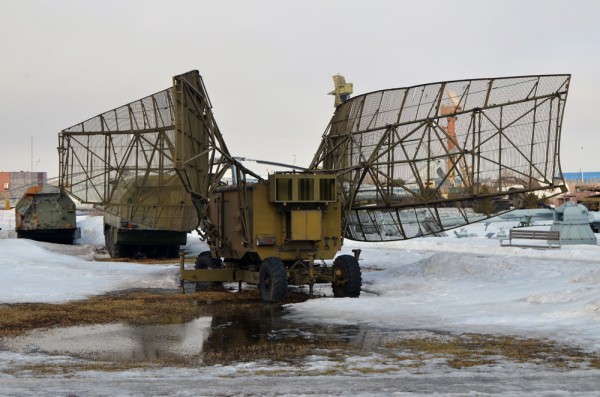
[1, 0, 598, 178]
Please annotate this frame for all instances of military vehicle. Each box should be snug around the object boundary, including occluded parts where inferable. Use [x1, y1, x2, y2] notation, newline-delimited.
[15, 185, 78, 244]
[101, 175, 196, 258]
[59, 89, 198, 258]
[60, 71, 570, 301]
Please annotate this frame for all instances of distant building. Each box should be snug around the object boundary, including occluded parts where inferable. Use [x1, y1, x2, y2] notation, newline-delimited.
[554, 183, 600, 208]
[0, 172, 47, 203]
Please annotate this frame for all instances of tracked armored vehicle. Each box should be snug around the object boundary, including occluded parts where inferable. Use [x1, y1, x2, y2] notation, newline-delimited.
[59, 87, 198, 258]
[15, 186, 78, 244]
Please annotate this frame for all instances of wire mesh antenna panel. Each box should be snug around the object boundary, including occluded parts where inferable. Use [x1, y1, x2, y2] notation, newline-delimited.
[58, 70, 262, 240]
[57, 77, 198, 232]
[310, 75, 571, 242]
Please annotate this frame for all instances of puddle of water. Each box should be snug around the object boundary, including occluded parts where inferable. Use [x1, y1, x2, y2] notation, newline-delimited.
[0, 303, 405, 363]
[2, 317, 212, 361]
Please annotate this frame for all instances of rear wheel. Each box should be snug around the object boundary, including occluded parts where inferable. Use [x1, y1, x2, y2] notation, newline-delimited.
[167, 245, 182, 259]
[105, 226, 123, 258]
[332, 255, 362, 297]
[194, 251, 223, 291]
[259, 257, 288, 302]
[194, 251, 212, 269]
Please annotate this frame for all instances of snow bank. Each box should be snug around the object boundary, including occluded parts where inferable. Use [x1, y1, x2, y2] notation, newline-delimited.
[286, 222, 600, 352]
[0, 239, 178, 303]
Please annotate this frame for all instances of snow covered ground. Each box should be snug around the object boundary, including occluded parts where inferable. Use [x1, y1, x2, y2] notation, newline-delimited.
[289, 229, 600, 353]
[0, 215, 192, 304]
[2, 210, 600, 396]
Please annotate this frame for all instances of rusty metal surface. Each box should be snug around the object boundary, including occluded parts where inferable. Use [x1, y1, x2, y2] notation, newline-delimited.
[310, 75, 571, 241]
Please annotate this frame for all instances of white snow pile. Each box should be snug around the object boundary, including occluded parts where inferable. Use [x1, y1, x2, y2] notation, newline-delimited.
[0, 213, 208, 303]
[287, 235, 600, 352]
[75, 215, 105, 246]
[0, 238, 179, 303]
[2, 210, 600, 354]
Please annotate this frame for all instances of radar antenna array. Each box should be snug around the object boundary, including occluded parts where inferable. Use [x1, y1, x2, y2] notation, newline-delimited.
[311, 75, 570, 241]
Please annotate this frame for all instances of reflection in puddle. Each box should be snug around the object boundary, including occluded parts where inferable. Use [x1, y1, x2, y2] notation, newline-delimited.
[2, 318, 212, 361]
[1, 303, 396, 363]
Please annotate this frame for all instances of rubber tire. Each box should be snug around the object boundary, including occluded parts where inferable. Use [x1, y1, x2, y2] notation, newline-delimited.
[194, 251, 212, 269]
[332, 255, 362, 297]
[195, 251, 223, 269]
[259, 257, 288, 302]
[167, 246, 182, 259]
[105, 227, 123, 258]
[194, 251, 224, 291]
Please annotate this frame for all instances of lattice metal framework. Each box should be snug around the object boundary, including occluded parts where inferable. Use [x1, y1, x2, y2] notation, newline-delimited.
[310, 75, 571, 241]
[172, 71, 260, 242]
[58, 71, 258, 237]
[58, 84, 198, 231]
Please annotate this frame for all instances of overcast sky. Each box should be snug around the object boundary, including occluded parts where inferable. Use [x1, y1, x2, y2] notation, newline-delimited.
[1, 0, 599, 178]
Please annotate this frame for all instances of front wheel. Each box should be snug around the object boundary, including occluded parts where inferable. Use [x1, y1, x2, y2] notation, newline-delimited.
[332, 255, 362, 297]
[259, 257, 288, 302]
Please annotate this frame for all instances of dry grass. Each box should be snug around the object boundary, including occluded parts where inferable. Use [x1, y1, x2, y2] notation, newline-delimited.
[384, 333, 596, 369]
[0, 289, 268, 338]
[201, 341, 350, 366]
[2, 361, 163, 375]
[94, 257, 197, 264]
